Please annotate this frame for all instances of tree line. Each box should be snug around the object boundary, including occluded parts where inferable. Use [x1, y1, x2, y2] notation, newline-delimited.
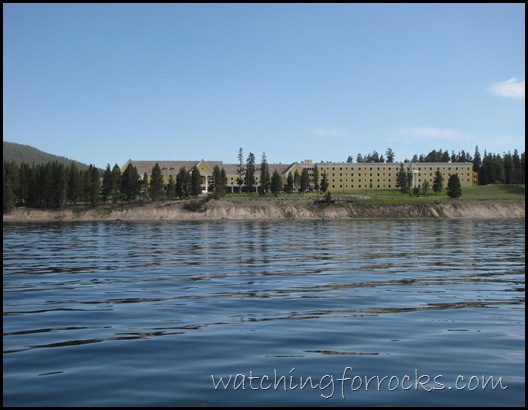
[3, 146, 525, 213]
[3, 161, 209, 213]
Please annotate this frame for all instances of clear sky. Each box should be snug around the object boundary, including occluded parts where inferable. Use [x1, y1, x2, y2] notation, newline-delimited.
[3, 3, 525, 169]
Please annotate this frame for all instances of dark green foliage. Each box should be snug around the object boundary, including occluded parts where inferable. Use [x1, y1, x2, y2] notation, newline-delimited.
[285, 173, 294, 193]
[3, 141, 90, 170]
[432, 170, 443, 194]
[87, 165, 100, 205]
[183, 195, 212, 212]
[121, 163, 140, 202]
[396, 164, 410, 194]
[244, 152, 256, 194]
[299, 168, 310, 193]
[101, 164, 113, 203]
[166, 175, 177, 200]
[139, 172, 149, 200]
[313, 164, 320, 192]
[447, 174, 462, 198]
[211, 165, 227, 199]
[149, 162, 165, 201]
[237, 148, 244, 192]
[270, 170, 283, 196]
[421, 181, 430, 196]
[176, 166, 190, 199]
[259, 153, 270, 195]
[110, 164, 122, 203]
[385, 147, 395, 163]
[3, 161, 17, 213]
[191, 167, 202, 197]
[325, 190, 332, 205]
[293, 170, 300, 192]
[66, 162, 81, 205]
[320, 171, 329, 193]
[473, 146, 481, 173]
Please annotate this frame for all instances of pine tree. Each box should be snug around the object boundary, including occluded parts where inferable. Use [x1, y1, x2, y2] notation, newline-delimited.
[166, 175, 176, 200]
[176, 166, 190, 199]
[421, 180, 430, 196]
[111, 164, 122, 203]
[211, 165, 226, 199]
[259, 152, 270, 195]
[51, 162, 67, 208]
[3, 161, 17, 213]
[472, 146, 481, 174]
[149, 162, 165, 201]
[320, 171, 329, 193]
[139, 172, 149, 200]
[237, 147, 244, 193]
[447, 174, 462, 198]
[285, 173, 294, 193]
[190, 167, 202, 197]
[385, 147, 395, 163]
[220, 168, 228, 195]
[432, 170, 444, 194]
[18, 162, 31, 206]
[313, 164, 320, 192]
[396, 164, 409, 194]
[88, 165, 100, 205]
[299, 168, 310, 193]
[244, 152, 256, 194]
[270, 170, 283, 196]
[121, 163, 140, 202]
[293, 170, 300, 192]
[101, 164, 113, 203]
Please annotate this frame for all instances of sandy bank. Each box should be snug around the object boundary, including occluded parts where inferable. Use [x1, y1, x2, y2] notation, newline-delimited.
[3, 199, 525, 222]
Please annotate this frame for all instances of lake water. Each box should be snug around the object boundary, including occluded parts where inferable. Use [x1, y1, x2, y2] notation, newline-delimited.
[3, 219, 525, 406]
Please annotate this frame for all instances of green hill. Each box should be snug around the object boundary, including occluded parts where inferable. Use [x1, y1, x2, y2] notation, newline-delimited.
[3, 141, 90, 171]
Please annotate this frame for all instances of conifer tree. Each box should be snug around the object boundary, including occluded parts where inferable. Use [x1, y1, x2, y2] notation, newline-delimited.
[300, 168, 310, 193]
[166, 175, 176, 200]
[149, 162, 165, 201]
[259, 152, 270, 195]
[121, 163, 140, 202]
[176, 166, 190, 199]
[320, 171, 329, 193]
[101, 164, 114, 203]
[237, 147, 244, 193]
[432, 170, 444, 194]
[313, 164, 320, 192]
[293, 170, 300, 192]
[270, 169, 283, 196]
[396, 164, 409, 194]
[244, 152, 256, 194]
[285, 173, 294, 193]
[191, 167, 202, 197]
[447, 174, 462, 198]
[111, 164, 122, 203]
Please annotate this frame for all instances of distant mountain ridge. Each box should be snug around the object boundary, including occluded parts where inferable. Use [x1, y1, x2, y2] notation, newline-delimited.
[3, 141, 90, 171]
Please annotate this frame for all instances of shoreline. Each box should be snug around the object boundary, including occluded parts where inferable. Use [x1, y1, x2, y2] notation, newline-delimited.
[3, 198, 525, 222]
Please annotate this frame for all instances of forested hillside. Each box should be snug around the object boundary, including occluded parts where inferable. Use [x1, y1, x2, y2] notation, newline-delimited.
[3, 141, 89, 171]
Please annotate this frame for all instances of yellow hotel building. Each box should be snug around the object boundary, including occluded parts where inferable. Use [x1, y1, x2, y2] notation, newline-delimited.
[122, 159, 477, 193]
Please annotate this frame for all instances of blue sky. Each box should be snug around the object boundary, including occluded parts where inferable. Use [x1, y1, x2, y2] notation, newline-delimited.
[3, 3, 525, 168]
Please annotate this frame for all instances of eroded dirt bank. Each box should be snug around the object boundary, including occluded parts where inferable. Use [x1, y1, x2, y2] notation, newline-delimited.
[3, 199, 525, 222]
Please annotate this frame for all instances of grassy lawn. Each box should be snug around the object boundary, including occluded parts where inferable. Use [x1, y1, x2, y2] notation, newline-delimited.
[222, 184, 525, 205]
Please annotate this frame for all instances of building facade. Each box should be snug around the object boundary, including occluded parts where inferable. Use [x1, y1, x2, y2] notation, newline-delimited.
[122, 159, 477, 193]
